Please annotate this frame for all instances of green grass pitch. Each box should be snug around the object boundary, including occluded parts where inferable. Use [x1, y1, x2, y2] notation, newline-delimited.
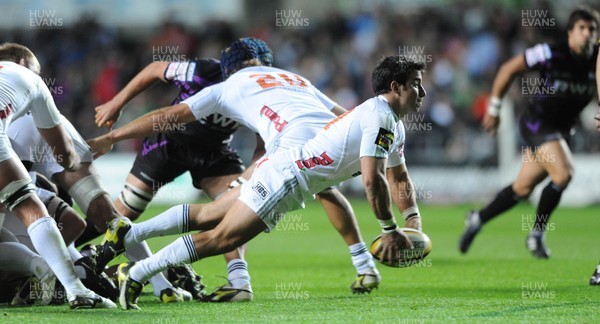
[2, 200, 600, 323]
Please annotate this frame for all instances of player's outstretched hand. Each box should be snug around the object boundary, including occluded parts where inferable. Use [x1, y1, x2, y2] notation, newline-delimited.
[95, 100, 122, 130]
[482, 113, 500, 136]
[378, 229, 414, 265]
[87, 134, 114, 159]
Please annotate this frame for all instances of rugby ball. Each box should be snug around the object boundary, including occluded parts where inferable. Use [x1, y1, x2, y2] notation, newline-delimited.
[369, 228, 432, 268]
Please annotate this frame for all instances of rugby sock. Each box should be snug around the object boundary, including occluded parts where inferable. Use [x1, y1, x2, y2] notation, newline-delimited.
[349, 242, 377, 274]
[0, 241, 51, 280]
[125, 204, 190, 248]
[534, 182, 563, 232]
[74, 220, 102, 247]
[130, 235, 199, 284]
[479, 185, 521, 224]
[124, 241, 172, 296]
[227, 259, 251, 289]
[67, 243, 83, 261]
[28, 216, 87, 294]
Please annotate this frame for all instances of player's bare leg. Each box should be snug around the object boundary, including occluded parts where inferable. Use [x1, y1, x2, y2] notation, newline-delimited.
[0, 157, 115, 309]
[525, 139, 574, 258]
[118, 201, 266, 310]
[459, 147, 547, 254]
[200, 175, 253, 301]
[113, 173, 150, 220]
[316, 188, 380, 293]
[54, 162, 119, 231]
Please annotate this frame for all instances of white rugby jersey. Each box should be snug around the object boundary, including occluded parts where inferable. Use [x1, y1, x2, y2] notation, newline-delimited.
[285, 95, 405, 195]
[182, 66, 337, 150]
[0, 61, 61, 131]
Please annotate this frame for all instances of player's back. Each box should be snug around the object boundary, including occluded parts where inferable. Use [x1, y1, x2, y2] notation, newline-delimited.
[222, 66, 337, 151]
[0, 61, 43, 130]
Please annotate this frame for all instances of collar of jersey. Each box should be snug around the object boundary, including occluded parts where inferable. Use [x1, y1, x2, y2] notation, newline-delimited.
[376, 95, 399, 122]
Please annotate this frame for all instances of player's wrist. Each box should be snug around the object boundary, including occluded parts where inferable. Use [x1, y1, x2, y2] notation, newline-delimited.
[487, 96, 501, 117]
[401, 206, 420, 221]
[378, 218, 397, 234]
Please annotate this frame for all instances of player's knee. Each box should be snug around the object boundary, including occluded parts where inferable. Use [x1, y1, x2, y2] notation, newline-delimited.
[67, 175, 109, 214]
[552, 169, 573, 188]
[511, 183, 534, 198]
[0, 179, 35, 211]
[117, 183, 153, 217]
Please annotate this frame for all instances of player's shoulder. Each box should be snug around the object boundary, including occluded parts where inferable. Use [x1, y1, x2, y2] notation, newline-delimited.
[357, 95, 394, 115]
[0, 61, 43, 91]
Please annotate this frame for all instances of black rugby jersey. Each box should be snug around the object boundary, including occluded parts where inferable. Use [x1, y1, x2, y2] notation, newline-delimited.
[163, 58, 241, 148]
[523, 42, 598, 129]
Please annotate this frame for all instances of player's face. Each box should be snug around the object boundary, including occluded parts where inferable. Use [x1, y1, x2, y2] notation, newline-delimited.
[398, 70, 426, 114]
[568, 19, 598, 56]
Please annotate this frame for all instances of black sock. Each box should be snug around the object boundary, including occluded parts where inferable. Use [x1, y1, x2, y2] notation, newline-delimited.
[74, 220, 103, 247]
[479, 185, 521, 224]
[534, 182, 563, 232]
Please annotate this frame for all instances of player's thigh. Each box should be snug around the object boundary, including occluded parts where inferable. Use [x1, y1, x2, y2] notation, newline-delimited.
[0, 157, 31, 188]
[536, 139, 574, 185]
[189, 186, 241, 230]
[199, 173, 241, 200]
[191, 147, 245, 199]
[512, 148, 548, 196]
[193, 200, 267, 257]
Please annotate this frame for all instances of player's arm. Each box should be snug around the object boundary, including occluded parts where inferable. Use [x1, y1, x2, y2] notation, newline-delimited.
[31, 78, 80, 171]
[87, 103, 196, 159]
[483, 53, 528, 135]
[94, 61, 170, 129]
[361, 156, 413, 264]
[386, 163, 421, 230]
[37, 125, 80, 171]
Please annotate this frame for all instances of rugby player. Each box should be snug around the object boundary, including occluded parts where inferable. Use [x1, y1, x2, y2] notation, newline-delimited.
[88, 45, 425, 309]
[7, 114, 190, 303]
[459, 7, 600, 258]
[91, 38, 388, 300]
[0, 42, 115, 309]
[93, 52, 265, 302]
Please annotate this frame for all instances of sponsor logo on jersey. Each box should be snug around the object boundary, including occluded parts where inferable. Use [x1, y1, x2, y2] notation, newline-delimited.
[375, 128, 394, 152]
[0, 103, 14, 119]
[295, 152, 334, 170]
[253, 182, 270, 200]
[200, 113, 239, 129]
[260, 105, 288, 132]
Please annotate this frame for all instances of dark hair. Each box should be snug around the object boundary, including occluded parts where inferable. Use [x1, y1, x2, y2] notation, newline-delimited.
[372, 55, 426, 95]
[0, 42, 35, 64]
[566, 7, 599, 31]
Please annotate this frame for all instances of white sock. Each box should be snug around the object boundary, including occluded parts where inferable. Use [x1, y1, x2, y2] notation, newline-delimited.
[0, 241, 51, 280]
[67, 243, 83, 262]
[27, 216, 87, 294]
[349, 242, 377, 274]
[124, 241, 173, 296]
[227, 259, 251, 289]
[130, 235, 198, 284]
[125, 204, 190, 248]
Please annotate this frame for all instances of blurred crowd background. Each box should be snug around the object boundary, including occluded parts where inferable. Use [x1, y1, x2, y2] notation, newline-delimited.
[1, 0, 599, 167]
